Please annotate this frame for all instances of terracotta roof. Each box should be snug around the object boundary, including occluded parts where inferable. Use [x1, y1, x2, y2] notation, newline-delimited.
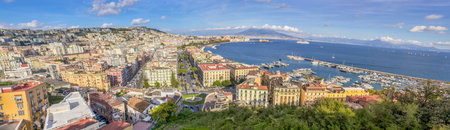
[99, 121, 131, 130]
[128, 97, 152, 113]
[199, 64, 229, 71]
[58, 118, 98, 130]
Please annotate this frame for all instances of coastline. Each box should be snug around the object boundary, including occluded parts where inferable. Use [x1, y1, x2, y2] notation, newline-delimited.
[202, 41, 450, 86]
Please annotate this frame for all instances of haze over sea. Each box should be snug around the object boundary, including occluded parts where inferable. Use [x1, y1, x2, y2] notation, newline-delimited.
[205, 39, 450, 86]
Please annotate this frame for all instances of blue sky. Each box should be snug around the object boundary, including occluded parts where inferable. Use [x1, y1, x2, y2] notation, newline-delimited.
[0, 0, 449, 48]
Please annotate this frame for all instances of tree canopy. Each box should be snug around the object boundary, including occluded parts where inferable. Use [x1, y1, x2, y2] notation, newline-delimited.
[156, 81, 449, 129]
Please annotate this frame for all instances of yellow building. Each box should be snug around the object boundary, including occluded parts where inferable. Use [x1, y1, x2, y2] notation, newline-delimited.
[0, 82, 49, 129]
[300, 84, 328, 106]
[60, 70, 110, 91]
[273, 84, 300, 106]
[198, 64, 230, 87]
[227, 64, 259, 82]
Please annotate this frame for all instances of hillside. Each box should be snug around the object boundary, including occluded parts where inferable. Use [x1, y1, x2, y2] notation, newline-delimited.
[235, 28, 297, 39]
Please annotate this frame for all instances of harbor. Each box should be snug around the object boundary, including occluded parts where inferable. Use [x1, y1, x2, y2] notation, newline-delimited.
[204, 40, 450, 90]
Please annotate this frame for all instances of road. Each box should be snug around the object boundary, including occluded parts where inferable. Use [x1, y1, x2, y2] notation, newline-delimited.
[178, 51, 198, 93]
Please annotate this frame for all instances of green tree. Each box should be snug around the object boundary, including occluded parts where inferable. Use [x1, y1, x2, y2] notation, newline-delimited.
[170, 72, 178, 88]
[178, 69, 188, 74]
[151, 101, 179, 123]
[143, 76, 150, 89]
[179, 64, 185, 68]
[155, 81, 161, 88]
[189, 67, 198, 72]
[221, 80, 232, 87]
[213, 80, 222, 87]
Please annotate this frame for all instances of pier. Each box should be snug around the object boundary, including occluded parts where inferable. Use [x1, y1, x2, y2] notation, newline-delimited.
[302, 58, 444, 83]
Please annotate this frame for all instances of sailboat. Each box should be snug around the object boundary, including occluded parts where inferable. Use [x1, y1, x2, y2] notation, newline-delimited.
[332, 54, 335, 59]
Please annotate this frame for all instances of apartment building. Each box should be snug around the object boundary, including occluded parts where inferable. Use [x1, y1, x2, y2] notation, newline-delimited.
[198, 64, 230, 87]
[227, 64, 259, 82]
[236, 78, 268, 107]
[60, 70, 110, 91]
[0, 82, 49, 129]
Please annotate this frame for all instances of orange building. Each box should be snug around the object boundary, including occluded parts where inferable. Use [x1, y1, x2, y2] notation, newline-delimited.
[0, 82, 49, 129]
[300, 84, 328, 106]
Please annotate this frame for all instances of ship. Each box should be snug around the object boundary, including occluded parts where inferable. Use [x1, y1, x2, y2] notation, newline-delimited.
[258, 39, 269, 42]
[296, 40, 309, 44]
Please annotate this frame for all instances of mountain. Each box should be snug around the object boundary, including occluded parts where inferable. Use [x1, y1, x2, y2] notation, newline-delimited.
[234, 28, 298, 39]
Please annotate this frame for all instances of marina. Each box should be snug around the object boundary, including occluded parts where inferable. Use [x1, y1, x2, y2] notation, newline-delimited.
[204, 40, 450, 90]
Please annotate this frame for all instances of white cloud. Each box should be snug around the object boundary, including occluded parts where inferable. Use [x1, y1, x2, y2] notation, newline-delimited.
[276, 3, 289, 9]
[409, 25, 447, 34]
[435, 41, 450, 45]
[101, 23, 114, 28]
[69, 25, 80, 29]
[377, 36, 423, 45]
[0, 20, 67, 30]
[17, 20, 44, 29]
[425, 14, 444, 20]
[131, 18, 150, 25]
[202, 24, 302, 33]
[388, 22, 404, 29]
[161, 16, 166, 20]
[90, 0, 140, 16]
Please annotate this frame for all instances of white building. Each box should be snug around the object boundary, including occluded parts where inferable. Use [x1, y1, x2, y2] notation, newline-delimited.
[44, 92, 99, 130]
[48, 42, 66, 56]
[66, 44, 84, 54]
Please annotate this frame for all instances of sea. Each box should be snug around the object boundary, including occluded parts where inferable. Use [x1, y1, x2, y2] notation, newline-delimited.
[204, 39, 450, 90]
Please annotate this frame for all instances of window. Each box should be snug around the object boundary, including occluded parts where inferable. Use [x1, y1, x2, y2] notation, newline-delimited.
[0, 112, 4, 118]
[0, 97, 2, 101]
[17, 103, 24, 109]
[0, 104, 2, 110]
[18, 110, 25, 116]
[15, 96, 23, 102]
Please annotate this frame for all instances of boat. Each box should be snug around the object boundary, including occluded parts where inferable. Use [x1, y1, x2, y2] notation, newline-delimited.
[296, 40, 309, 44]
[311, 61, 319, 65]
[258, 39, 269, 42]
[287, 55, 304, 61]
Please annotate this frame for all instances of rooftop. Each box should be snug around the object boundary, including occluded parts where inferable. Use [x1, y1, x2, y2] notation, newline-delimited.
[127, 97, 152, 113]
[99, 121, 131, 130]
[227, 63, 258, 70]
[0, 120, 24, 130]
[44, 92, 96, 130]
[0, 81, 42, 93]
[199, 64, 229, 71]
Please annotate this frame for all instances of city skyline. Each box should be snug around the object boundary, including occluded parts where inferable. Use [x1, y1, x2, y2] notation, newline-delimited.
[0, 0, 449, 49]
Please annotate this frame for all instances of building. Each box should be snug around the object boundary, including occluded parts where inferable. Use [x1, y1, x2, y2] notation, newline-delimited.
[272, 81, 300, 106]
[346, 95, 381, 107]
[227, 64, 259, 82]
[66, 44, 84, 54]
[60, 71, 110, 91]
[88, 92, 124, 122]
[0, 82, 49, 129]
[0, 119, 31, 130]
[300, 84, 328, 106]
[99, 121, 132, 130]
[106, 67, 129, 87]
[236, 77, 268, 107]
[125, 97, 152, 123]
[48, 42, 66, 56]
[198, 64, 230, 87]
[44, 92, 98, 130]
[3, 64, 32, 79]
[144, 67, 173, 87]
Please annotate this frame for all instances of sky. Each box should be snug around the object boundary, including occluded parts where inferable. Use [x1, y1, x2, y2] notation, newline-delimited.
[0, 0, 449, 48]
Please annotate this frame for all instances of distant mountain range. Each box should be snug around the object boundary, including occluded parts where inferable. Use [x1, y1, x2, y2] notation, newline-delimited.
[172, 28, 447, 52]
[234, 28, 298, 39]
